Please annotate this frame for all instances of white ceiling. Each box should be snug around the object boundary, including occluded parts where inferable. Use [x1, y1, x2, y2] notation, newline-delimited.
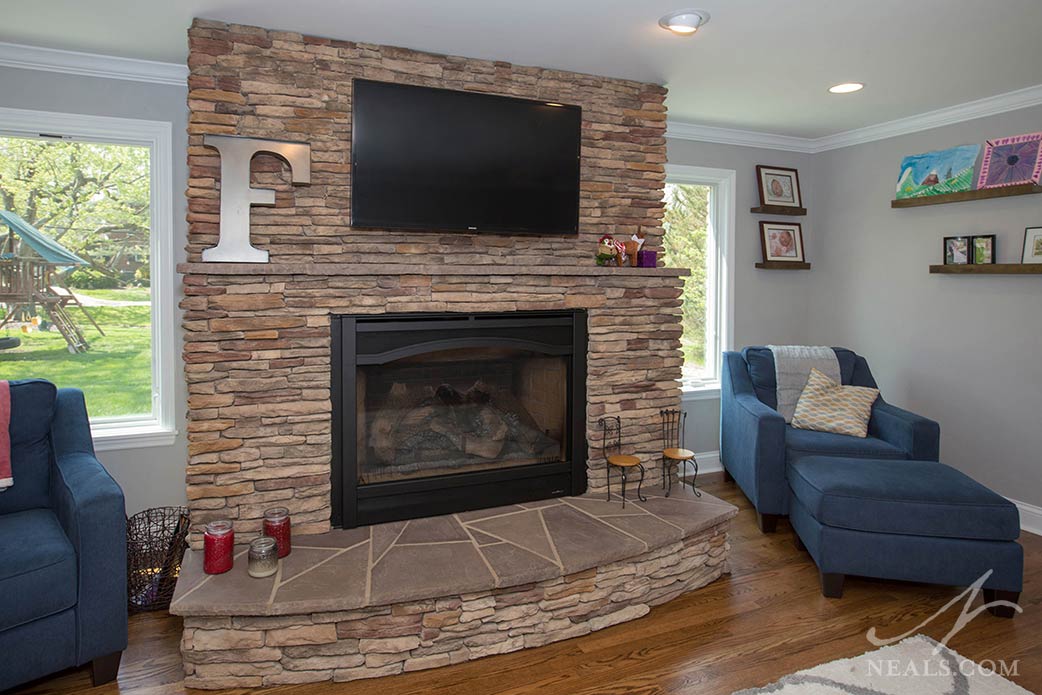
[3, 0, 1042, 138]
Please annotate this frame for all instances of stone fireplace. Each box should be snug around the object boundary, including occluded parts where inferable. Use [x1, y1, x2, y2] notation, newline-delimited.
[171, 19, 739, 689]
[180, 19, 686, 545]
[332, 310, 587, 527]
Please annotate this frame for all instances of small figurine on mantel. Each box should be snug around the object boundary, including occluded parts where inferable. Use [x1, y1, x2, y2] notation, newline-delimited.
[596, 234, 626, 266]
[625, 230, 646, 267]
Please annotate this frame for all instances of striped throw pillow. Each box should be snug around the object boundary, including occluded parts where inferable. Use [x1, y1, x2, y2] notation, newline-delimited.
[792, 368, 879, 438]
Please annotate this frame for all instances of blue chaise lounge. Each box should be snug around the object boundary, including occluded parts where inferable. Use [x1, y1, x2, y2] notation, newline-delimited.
[721, 348, 1023, 614]
[721, 347, 939, 533]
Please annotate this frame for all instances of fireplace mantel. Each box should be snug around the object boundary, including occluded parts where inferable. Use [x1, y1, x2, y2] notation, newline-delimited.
[179, 263, 689, 278]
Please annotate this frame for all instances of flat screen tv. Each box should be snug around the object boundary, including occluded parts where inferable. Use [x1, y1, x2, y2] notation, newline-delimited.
[351, 79, 581, 235]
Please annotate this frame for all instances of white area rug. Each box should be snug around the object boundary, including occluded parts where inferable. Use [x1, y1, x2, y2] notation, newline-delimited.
[734, 635, 1035, 695]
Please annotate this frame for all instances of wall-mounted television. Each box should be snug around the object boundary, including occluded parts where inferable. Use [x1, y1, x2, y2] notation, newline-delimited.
[351, 79, 581, 235]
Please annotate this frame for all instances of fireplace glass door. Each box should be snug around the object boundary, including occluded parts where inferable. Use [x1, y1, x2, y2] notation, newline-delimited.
[357, 347, 568, 485]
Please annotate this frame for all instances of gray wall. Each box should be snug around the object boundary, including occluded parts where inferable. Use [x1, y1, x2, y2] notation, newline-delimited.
[4, 65, 1037, 510]
[668, 138, 820, 456]
[0, 67, 189, 514]
[809, 105, 1042, 507]
[670, 118, 1042, 510]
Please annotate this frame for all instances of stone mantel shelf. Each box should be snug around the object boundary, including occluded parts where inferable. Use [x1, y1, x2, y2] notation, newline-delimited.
[177, 262, 690, 278]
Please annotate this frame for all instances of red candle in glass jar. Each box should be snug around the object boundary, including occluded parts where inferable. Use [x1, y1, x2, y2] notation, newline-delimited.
[263, 507, 291, 558]
[203, 520, 234, 574]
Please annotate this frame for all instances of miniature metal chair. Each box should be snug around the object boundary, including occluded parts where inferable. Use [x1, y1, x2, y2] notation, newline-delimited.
[660, 408, 700, 497]
[599, 416, 646, 507]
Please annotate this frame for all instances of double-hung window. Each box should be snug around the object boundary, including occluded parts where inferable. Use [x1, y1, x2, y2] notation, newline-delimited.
[0, 107, 175, 449]
[661, 165, 735, 399]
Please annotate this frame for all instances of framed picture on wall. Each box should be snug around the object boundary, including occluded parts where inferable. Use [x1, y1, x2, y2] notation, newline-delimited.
[1022, 226, 1042, 264]
[971, 235, 996, 264]
[977, 133, 1042, 189]
[756, 165, 803, 208]
[759, 221, 805, 263]
[943, 236, 971, 265]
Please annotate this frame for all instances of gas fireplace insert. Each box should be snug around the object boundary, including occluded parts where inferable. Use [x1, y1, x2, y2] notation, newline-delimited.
[331, 310, 587, 528]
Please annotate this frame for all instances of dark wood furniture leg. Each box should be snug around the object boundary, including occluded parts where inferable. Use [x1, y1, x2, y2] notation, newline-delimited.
[820, 572, 844, 599]
[756, 512, 779, 534]
[982, 589, 1021, 618]
[91, 651, 122, 686]
[723, 468, 733, 483]
[793, 532, 807, 551]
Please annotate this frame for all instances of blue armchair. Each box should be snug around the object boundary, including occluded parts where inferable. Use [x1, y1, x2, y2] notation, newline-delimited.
[0, 380, 127, 691]
[721, 348, 940, 532]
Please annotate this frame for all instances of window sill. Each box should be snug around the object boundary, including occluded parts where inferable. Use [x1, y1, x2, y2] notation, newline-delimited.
[681, 384, 721, 402]
[92, 423, 179, 452]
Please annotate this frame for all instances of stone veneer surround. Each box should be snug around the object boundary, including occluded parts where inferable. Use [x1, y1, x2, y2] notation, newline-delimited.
[181, 19, 682, 544]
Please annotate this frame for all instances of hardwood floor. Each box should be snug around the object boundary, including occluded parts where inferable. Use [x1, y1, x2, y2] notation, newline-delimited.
[15, 476, 1041, 695]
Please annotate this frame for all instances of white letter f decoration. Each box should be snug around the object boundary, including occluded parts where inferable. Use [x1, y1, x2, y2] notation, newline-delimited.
[201, 135, 311, 263]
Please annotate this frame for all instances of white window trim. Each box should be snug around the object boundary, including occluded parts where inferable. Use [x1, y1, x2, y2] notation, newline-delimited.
[0, 106, 177, 450]
[664, 164, 736, 402]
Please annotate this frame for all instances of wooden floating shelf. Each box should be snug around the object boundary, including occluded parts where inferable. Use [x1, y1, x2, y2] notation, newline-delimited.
[929, 263, 1042, 275]
[750, 205, 807, 216]
[755, 262, 811, 270]
[892, 183, 1042, 208]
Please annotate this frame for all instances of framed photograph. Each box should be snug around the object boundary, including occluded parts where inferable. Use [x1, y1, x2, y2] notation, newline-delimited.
[1022, 226, 1042, 264]
[759, 221, 805, 262]
[943, 236, 971, 265]
[756, 166, 803, 208]
[977, 132, 1042, 189]
[970, 235, 996, 264]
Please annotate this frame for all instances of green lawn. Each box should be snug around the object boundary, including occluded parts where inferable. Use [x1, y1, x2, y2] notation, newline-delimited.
[76, 287, 152, 303]
[0, 297, 153, 418]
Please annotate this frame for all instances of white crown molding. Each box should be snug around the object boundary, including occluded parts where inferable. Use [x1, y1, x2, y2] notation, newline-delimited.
[2, 38, 1038, 151]
[0, 41, 187, 87]
[668, 83, 1042, 154]
[666, 121, 818, 154]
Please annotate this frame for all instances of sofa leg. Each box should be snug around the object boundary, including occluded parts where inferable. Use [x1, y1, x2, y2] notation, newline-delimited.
[756, 512, 779, 533]
[982, 589, 1021, 619]
[821, 572, 844, 598]
[723, 468, 734, 483]
[91, 651, 122, 686]
[793, 533, 807, 551]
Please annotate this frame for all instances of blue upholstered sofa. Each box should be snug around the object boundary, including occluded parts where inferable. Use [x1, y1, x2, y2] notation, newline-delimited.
[721, 347, 940, 532]
[0, 380, 127, 691]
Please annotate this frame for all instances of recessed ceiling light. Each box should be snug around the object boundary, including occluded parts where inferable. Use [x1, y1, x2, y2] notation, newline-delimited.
[658, 9, 711, 36]
[828, 82, 864, 94]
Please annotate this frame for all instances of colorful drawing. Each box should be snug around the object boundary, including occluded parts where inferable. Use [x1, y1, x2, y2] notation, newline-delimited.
[895, 145, 980, 199]
[977, 132, 1042, 189]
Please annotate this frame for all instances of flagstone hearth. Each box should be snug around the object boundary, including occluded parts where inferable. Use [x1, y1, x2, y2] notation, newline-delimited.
[170, 486, 736, 688]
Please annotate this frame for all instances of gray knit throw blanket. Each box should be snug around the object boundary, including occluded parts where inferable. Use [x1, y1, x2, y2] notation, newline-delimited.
[767, 345, 841, 423]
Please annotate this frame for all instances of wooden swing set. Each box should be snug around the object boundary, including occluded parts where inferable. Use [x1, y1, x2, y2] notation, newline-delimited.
[0, 210, 103, 353]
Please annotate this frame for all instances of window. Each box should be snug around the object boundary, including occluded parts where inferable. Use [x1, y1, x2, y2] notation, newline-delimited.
[0, 107, 175, 449]
[661, 165, 734, 398]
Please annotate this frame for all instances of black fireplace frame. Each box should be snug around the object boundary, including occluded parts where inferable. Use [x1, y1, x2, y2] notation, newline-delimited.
[331, 309, 587, 528]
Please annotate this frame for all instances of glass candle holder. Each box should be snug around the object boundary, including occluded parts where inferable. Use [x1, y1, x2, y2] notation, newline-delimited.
[263, 507, 292, 558]
[203, 520, 234, 575]
[247, 537, 279, 578]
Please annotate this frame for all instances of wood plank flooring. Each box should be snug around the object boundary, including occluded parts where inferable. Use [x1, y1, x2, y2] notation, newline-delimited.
[14, 476, 1041, 695]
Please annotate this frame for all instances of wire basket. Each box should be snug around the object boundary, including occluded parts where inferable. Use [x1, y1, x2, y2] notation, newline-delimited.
[126, 506, 190, 612]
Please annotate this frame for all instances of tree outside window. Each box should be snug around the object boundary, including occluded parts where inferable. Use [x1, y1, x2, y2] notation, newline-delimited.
[661, 183, 712, 386]
[0, 136, 153, 418]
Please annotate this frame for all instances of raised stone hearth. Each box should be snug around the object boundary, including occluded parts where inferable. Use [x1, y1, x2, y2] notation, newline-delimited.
[170, 487, 736, 688]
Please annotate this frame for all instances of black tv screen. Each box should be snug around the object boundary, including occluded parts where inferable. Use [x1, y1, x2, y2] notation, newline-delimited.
[351, 79, 581, 235]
